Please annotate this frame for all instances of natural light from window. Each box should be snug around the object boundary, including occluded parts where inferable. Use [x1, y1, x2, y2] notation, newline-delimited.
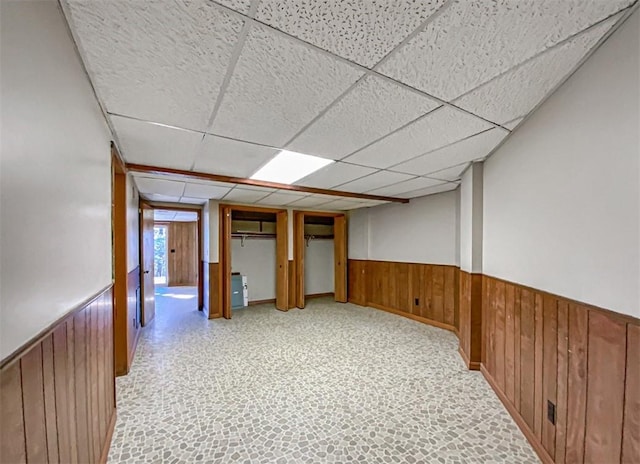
[250, 150, 334, 184]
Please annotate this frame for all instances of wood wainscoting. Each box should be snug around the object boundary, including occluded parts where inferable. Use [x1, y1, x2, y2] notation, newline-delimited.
[458, 270, 482, 370]
[481, 275, 640, 464]
[0, 285, 116, 464]
[114, 267, 141, 376]
[207, 262, 221, 319]
[347, 260, 458, 332]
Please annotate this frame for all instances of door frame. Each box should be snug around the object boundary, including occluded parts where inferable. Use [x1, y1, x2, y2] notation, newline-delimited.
[219, 204, 289, 318]
[140, 203, 204, 314]
[293, 210, 348, 308]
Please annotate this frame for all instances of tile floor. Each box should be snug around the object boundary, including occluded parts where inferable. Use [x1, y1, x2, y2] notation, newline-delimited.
[108, 287, 538, 464]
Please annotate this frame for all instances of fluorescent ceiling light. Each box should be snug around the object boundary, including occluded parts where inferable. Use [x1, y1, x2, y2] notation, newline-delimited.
[250, 150, 334, 185]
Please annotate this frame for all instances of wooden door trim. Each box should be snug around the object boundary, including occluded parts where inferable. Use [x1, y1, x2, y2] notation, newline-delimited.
[112, 148, 128, 375]
[218, 204, 288, 317]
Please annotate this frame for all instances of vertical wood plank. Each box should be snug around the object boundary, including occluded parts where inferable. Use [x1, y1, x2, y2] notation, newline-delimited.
[67, 318, 79, 464]
[432, 266, 445, 323]
[21, 345, 48, 463]
[423, 265, 432, 320]
[565, 303, 588, 464]
[0, 361, 26, 463]
[333, 215, 347, 303]
[42, 336, 59, 463]
[584, 311, 627, 463]
[90, 302, 101, 462]
[74, 310, 90, 464]
[504, 283, 516, 404]
[485, 277, 495, 378]
[519, 288, 535, 429]
[534, 293, 544, 440]
[396, 263, 410, 313]
[555, 300, 569, 464]
[622, 324, 640, 464]
[443, 266, 456, 326]
[514, 287, 522, 412]
[53, 324, 71, 464]
[542, 294, 558, 458]
[494, 280, 506, 391]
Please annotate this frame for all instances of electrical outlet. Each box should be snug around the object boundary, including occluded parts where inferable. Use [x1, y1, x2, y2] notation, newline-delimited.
[414, 298, 419, 306]
[547, 400, 556, 425]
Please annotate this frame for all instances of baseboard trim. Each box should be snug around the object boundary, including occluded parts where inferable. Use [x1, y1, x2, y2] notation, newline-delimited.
[305, 292, 334, 300]
[480, 365, 553, 464]
[100, 408, 117, 464]
[248, 298, 276, 306]
[458, 345, 480, 371]
[367, 302, 456, 333]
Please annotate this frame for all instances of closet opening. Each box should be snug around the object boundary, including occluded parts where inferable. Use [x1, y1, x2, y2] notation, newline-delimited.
[293, 211, 347, 309]
[219, 205, 288, 318]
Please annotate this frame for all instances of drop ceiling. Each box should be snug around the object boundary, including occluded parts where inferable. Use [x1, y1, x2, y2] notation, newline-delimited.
[62, 0, 635, 210]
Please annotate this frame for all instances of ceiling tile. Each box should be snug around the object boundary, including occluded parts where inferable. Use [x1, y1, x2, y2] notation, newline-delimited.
[296, 162, 376, 189]
[342, 106, 493, 169]
[336, 171, 414, 193]
[426, 163, 469, 182]
[173, 211, 199, 222]
[504, 117, 524, 131]
[377, 0, 631, 100]
[398, 182, 459, 199]
[134, 176, 186, 197]
[154, 210, 176, 221]
[111, 116, 203, 170]
[182, 183, 232, 199]
[286, 195, 335, 208]
[142, 194, 182, 203]
[179, 197, 208, 205]
[366, 177, 445, 196]
[392, 128, 509, 175]
[318, 199, 367, 211]
[65, 0, 244, 130]
[193, 135, 279, 177]
[287, 75, 439, 159]
[214, 0, 252, 14]
[212, 23, 364, 146]
[222, 187, 272, 203]
[255, 0, 447, 67]
[256, 191, 309, 206]
[454, 15, 618, 124]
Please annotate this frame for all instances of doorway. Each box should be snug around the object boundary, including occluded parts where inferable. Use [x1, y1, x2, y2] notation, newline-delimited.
[294, 211, 347, 308]
[219, 205, 288, 318]
[139, 205, 203, 326]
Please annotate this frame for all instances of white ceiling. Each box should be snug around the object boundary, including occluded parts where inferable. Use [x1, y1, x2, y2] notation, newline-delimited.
[63, 0, 634, 210]
[154, 210, 199, 222]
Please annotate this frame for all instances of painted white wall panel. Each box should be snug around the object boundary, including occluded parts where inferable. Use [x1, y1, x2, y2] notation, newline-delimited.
[367, 191, 459, 265]
[348, 209, 369, 260]
[459, 163, 483, 273]
[1, 0, 113, 359]
[483, 11, 639, 317]
[232, 238, 277, 301]
[126, 174, 140, 272]
[305, 240, 334, 295]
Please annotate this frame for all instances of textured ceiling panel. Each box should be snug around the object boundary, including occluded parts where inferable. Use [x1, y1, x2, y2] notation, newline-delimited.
[179, 197, 208, 205]
[377, 0, 631, 100]
[287, 75, 439, 159]
[335, 171, 414, 193]
[222, 187, 272, 203]
[367, 176, 446, 196]
[143, 194, 182, 203]
[65, 0, 243, 130]
[504, 117, 524, 130]
[343, 106, 493, 168]
[193, 135, 279, 177]
[182, 183, 232, 199]
[454, 16, 618, 124]
[213, 0, 252, 14]
[426, 162, 469, 181]
[212, 23, 364, 146]
[255, 0, 447, 67]
[154, 210, 176, 221]
[286, 195, 336, 208]
[398, 182, 459, 199]
[392, 128, 509, 175]
[111, 116, 203, 170]
[257, 191, 310, 206]
[296, 162, 377, 188]
[317, 199, 367, 211]
[134, 176, 186, 197]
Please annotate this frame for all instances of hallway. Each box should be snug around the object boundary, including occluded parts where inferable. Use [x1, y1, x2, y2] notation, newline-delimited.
[108, 296, 537, 464]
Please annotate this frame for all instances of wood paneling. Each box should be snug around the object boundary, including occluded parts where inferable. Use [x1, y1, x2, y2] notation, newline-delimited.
[167, 221, 198, 286]
[333, 215, 347, 303]
[208, 262, 221, 319]
[115, 267, 140, 376]
[288, 260, 296, 309]
[481, 274, 639, 464]
[294, 211, 305, 309]
[0, 286, 115, 464]
[275, 211, 289, 311]
[349, 260, 459, 332]
[140, 202, 156, 326]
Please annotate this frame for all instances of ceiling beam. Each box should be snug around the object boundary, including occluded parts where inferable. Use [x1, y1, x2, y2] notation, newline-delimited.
[125, 163, 410, 204]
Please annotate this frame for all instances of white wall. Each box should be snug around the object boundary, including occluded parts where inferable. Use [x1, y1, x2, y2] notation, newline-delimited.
[305, 239, 335, 295]
[1, 0, 113, 359]
[460, 163, 483, 273]
[126, 174, 140, 272]
[206, 200, 219, 262]
[231, 239, 276, 301]
[483, 11, 639, 318]
[348, 208, 370, 260]
[366, 191, 459, 265]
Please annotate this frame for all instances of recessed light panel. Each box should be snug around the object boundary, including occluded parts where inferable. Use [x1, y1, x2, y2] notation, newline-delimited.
[250, 150, 334, 185]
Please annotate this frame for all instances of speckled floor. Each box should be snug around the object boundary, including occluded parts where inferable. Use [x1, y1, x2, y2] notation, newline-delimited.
[108, 287, 538, 464]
